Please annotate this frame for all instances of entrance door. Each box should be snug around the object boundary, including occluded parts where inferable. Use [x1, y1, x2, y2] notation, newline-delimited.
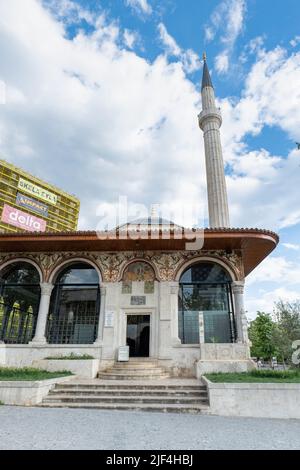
[126, 315, 150, 358]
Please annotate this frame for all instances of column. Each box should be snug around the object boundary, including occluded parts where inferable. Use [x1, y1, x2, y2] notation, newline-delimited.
[94, 284, 107, 345]
[170, 282, 181, 346]
[31, 283, 54, 344]
[232, 281, 249, 343]
[198, 312, 205, 344]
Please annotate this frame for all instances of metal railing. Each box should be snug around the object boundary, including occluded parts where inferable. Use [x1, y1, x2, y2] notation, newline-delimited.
[0, 303, 37, 344]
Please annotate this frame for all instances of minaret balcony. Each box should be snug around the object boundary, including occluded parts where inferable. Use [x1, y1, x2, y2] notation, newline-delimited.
[198, 107, 222, 130]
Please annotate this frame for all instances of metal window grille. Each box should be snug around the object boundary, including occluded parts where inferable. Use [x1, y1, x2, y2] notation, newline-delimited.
[178, 282, 236, 344]
[46, 284, 100, 344]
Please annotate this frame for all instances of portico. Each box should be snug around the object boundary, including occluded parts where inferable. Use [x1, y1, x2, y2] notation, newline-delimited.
[0, 226, 278, 376]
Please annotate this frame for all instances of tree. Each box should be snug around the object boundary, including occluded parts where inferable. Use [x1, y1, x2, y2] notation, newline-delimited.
[272, 300, 300, 365]
[248, 312, 278, 360]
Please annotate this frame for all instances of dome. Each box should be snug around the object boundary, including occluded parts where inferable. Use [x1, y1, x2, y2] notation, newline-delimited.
[117, 217, 184, 232]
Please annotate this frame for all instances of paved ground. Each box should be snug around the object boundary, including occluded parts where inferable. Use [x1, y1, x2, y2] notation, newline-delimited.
[0, 406, 299, 450]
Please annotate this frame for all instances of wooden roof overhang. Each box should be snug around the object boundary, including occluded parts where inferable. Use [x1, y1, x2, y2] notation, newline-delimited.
[0, 228, 279, 277]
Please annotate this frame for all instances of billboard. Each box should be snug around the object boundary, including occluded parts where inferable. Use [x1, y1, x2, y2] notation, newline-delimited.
[1, 204, 47, 232]
[16, 192, 48, 217]
[18, 178, 57, 206]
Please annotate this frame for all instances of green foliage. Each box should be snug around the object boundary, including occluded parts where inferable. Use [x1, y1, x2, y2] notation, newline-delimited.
[272, 300, 300, 364]
[0, 368, 73, 381]
[206, 369, 300, 383]
[248, 301, 300, 364]
[248, 312, 277, 360]
[44, 353, 95, 360]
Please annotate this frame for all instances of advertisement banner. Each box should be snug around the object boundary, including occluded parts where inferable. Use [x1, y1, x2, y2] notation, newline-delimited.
[1, 204, 47, 232]
[18, 178, 57, 206]
[16, 192, 48, 217]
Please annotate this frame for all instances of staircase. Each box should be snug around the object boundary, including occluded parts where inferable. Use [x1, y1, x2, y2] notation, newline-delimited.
[40, 360, 210, 413]
[98, 359, 170, 380]
[40, 380, 209, 413]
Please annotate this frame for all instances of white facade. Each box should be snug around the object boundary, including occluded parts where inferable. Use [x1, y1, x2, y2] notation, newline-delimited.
[0, 249, 253, 377]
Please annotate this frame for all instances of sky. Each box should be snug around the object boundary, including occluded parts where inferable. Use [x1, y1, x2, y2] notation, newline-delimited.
[0, 0, 300, 318]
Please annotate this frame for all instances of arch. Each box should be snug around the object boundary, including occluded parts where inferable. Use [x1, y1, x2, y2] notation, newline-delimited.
[178, 259, 237, 345]
[119, 259, 158, 282]
[0, 258, 43, 283]
[175, 256, 237, 283]
[0, 260, 41, 344]
[47, 260, 101, 345]
[48, 257, 102, 284]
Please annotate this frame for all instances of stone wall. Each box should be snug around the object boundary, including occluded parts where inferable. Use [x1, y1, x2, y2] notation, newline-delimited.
[203, 377, 300, 419]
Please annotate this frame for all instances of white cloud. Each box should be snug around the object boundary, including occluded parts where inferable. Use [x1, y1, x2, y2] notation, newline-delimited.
[1, 0, 300, 237]
[0, 0, 205, 231]
[217, 46, 300, 230]
[282, 243, 300, 251]
[245, 255, 300, 317]
[215, 52, 229, 74]
[247, 256, 300, 286]
[43, 0, 96, 25]
[205, 0, 247, 74]
[123, 29, 140, 49]
[158, 23, 201, 74]
[125, 0, 152, 16]
[290, 36, 300, 48]
[245, 287, 300, 318]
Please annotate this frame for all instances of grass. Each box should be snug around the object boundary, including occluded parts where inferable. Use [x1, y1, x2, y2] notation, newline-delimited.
[44, 353, 95, 360]
[0, 367, 73, 381]
[205, 369, 300, 383]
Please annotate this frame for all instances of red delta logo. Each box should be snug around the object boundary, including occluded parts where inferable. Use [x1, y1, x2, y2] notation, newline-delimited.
[1, 204, 46, 232]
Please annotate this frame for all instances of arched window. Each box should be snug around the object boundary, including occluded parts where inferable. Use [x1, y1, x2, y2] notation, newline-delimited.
[0, 262, 41, 344]
[47, 263, 100, 344]
[179, 262, 236, 344]
[122, 262, 156, 294]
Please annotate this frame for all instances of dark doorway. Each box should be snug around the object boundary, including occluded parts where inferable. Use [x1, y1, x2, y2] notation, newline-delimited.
[126, 315, 150, 357]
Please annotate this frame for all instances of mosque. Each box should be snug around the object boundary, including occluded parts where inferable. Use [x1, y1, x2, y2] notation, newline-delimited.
[0, 57, 278, 378]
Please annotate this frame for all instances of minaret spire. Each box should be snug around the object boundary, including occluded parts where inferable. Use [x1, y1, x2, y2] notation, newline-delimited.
[198, 54, 230, 228]
[201, 53, 213, 90]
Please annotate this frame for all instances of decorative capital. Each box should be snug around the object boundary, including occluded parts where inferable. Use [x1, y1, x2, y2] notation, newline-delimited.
[40, 282, 54, 296]
[100, 285, 107, 296]
[232, 281, 245, 295]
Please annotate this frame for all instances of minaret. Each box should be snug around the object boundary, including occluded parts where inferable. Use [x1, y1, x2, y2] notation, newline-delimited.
[198, 53, 230, 228]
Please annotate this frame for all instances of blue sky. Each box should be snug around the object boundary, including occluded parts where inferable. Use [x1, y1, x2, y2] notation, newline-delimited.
[0, 0, 300, 317]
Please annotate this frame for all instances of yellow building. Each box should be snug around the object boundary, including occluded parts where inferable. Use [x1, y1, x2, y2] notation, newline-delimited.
[0, 159, 80, 233]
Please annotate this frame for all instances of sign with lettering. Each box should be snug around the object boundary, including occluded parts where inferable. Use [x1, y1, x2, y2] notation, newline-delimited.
[104, 311, 114, 328]
[118, 346, 129, 362]
[16, 192, 48, 217]
[18, 178, 57, 206]
[131, 296, 146, 306]
[1, 204, 47, 232]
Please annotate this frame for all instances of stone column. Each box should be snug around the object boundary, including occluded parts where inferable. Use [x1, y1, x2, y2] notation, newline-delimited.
[198, 312, 205, 344]
[94, 284, 107, 345]
[232, 281, 249, 343]
[31, 283, 54, 344]
[170, 282, 181, 346]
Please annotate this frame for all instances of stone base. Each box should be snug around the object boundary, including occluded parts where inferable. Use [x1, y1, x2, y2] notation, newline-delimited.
[33, 359, 100, 379]
[200, 343, 251, 361]
[196, 359, 255, 377]
[0, 376, 73, 406]
[202, 377, 300, 419]
[0, 343, 6, 366]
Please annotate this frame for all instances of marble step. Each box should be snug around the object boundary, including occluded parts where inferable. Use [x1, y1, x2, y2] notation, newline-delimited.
[43, 395, 209, 405]
[97, 373, 170, 380]
[49, 388, 206, 397]
[39, 402, 210, 414]
[55, 383, 206, 390]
